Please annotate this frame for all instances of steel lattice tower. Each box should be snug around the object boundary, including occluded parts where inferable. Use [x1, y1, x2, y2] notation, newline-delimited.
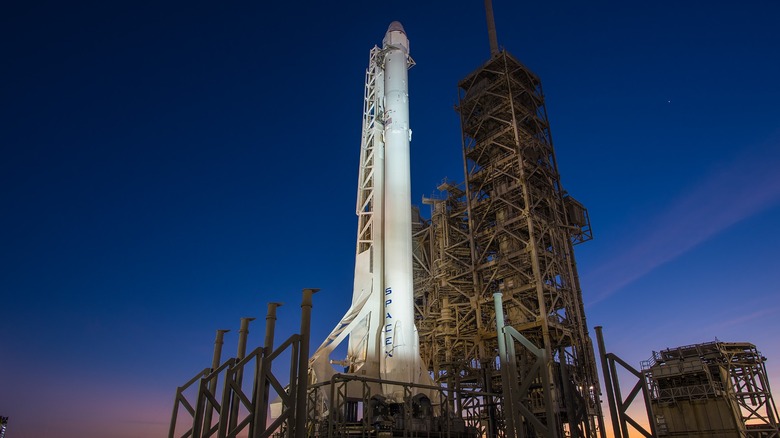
[413, 49, 604, 437]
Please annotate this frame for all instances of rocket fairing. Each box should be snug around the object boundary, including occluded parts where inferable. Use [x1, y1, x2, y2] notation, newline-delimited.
[308, 21, 428, 402]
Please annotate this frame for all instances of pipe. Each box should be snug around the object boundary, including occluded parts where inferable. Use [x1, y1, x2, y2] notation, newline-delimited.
[230, 317, 255, 432]
[264, 303, 283, 354]
[493, 293, 517, 438]
[255, 302, 283, 436]
[237, 317, 255, 360]
[594, 326, 621, 438]
[294, 288, 318, 438]
[203, 329, 230, 432]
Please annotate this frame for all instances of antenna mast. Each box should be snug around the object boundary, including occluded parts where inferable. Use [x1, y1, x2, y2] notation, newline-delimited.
[484, 0, 499, 55]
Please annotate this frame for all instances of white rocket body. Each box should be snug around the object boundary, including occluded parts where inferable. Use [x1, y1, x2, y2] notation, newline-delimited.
[308, 22, 427, 403]
[380, 21, 418, 389]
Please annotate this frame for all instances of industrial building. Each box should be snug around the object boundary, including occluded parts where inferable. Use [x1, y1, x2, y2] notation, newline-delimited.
[643, 341, 779, 437]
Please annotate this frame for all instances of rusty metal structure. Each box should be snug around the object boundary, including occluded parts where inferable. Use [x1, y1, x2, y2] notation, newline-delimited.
[412, 43, 603, 438]
[642, 341, 780, 438]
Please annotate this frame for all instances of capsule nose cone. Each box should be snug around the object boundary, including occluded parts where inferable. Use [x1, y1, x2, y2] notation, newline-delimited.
[388, 21, 405, 34]
[383, 20, 409, 53]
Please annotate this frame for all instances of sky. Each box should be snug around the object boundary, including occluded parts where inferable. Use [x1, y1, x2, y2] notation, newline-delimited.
[2, 1, 780, 437]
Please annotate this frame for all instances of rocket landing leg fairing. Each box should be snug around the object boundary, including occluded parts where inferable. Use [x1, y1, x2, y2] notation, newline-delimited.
[309, 21, 430, 403]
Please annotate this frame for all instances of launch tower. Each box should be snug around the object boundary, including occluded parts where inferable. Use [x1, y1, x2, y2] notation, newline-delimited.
[413, 7, 603, 438]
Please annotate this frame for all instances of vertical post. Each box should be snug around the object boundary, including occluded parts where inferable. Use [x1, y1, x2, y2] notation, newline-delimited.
[503, 323, 526, 438]
[594, 327, 621, 438]
[493, 293, 517, 438]
[455, 372, 463, 413]
[286, 341, 299, 438]
[204, 329, 230, 434]
[640, 369, 658, 437]
[483, 0, 499, 56]
[255, 302, 283, 437]
[264, 303, 282, 356]
[447, 370, 456, 415]
[230, 317, 256, 432]
[169, 389, 181, 438]
[193, 379, 208, 438]
[237, 317, 255, 360]
[558, 347, 579, 438]
[294, 288, 318, 438]
[594, 370, 607, 438]
[541, 350, 560, 438]
[481, 360, 497, 438]
[609, 357, 629, 438]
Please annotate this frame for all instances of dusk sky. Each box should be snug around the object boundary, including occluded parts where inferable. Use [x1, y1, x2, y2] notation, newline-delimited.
[2, 1, 779, 437]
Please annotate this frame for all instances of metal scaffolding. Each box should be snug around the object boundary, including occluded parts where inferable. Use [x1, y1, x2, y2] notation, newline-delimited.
[643, 341, 780, 438]
[413, 50, 602, 438]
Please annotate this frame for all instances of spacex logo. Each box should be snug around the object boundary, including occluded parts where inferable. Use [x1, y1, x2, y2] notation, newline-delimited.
[384, 286, 393, 357]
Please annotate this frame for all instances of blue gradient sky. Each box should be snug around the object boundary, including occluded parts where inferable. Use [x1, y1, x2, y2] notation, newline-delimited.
[2, 1, 779, 437]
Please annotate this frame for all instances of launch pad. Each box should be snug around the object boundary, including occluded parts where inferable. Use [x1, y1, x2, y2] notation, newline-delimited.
[169, 3, 780, 438]
[306, 374, 495, 438]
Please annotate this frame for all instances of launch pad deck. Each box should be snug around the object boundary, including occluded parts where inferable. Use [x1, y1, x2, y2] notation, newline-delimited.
[306, 374, 497, 438]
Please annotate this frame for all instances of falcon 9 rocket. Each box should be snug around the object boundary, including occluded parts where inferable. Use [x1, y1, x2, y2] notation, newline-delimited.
[309, 21, 429, 403]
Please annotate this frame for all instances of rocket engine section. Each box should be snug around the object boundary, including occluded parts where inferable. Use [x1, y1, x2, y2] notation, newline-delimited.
[308, 22, 430, 403]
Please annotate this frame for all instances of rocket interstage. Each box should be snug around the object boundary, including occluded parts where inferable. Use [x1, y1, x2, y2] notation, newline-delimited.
[307, 21, 428, 403]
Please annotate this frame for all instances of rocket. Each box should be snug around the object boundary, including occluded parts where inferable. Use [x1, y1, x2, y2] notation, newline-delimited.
[381, 20, 431, 398]
[379, 20, 416, 386]
[309, 21, 428, 403]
